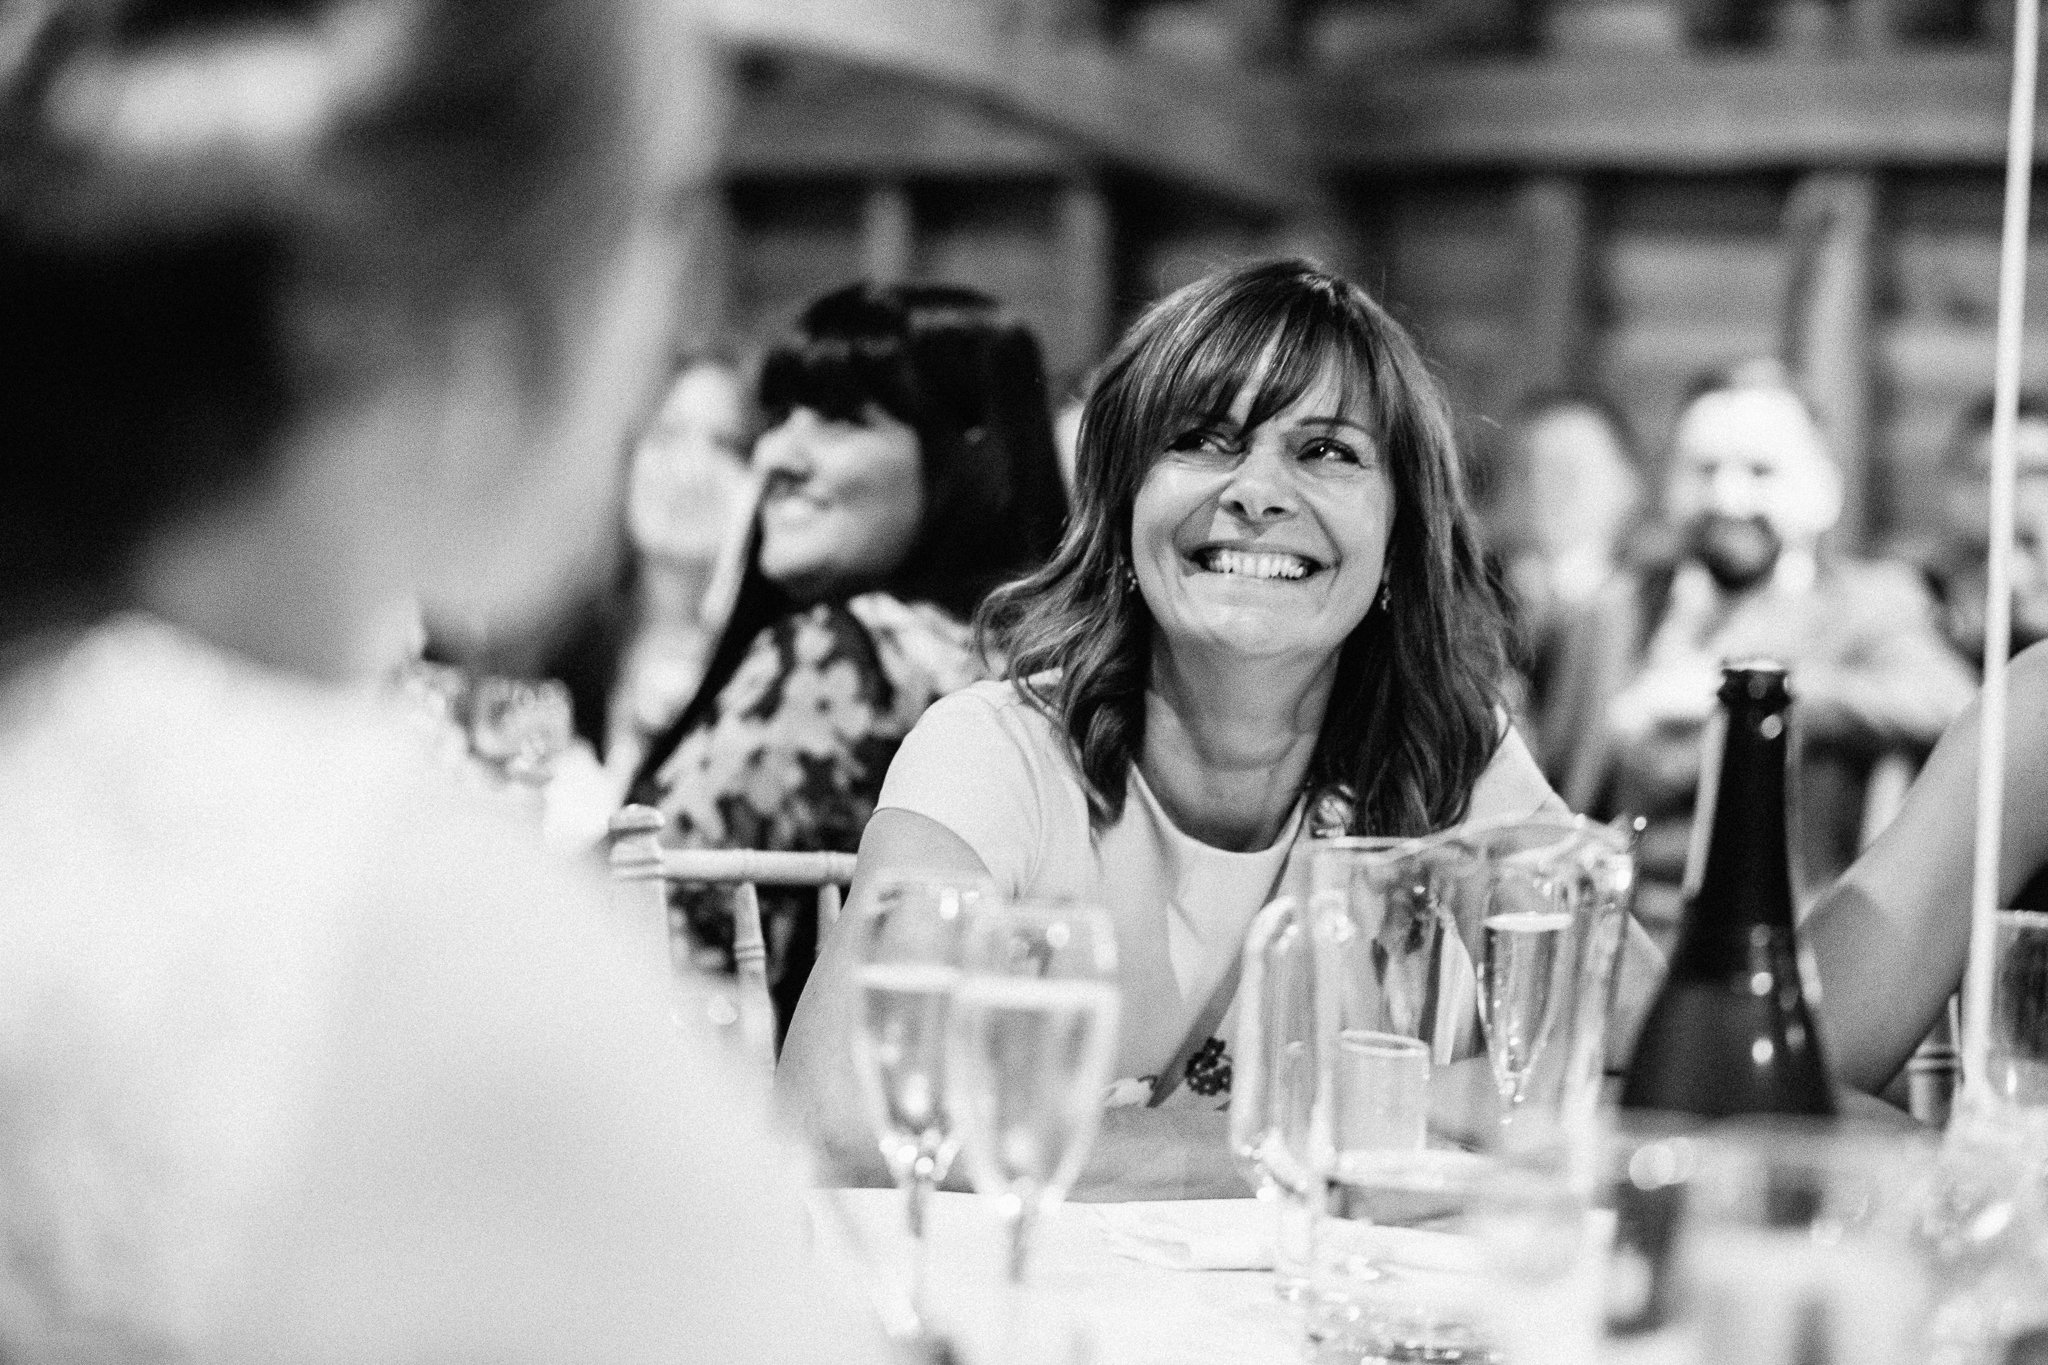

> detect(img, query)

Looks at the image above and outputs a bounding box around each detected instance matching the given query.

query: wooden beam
[710,0,1313,212]
[1057,176,1115,376]
[861,182,916,284]
[1784,170,1879,547]
[727,61,1077,177]
[1510,175,1593,401]
[1314,52,2044,171]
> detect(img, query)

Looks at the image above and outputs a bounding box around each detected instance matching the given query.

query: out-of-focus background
[702,0,2038,559]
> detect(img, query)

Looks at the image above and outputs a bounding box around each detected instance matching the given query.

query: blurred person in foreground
[781,260,1663,1200]
[1549,358,1975,939]
[0,1,885,1360]
[1494,391,1652,784]
[1918,390,2048,665]
[628,283,1067,1037]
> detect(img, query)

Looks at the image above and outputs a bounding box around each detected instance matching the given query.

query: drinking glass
[1922,910,2048,1364]
[1989,909,2048,1109]
[1474,827,1582,1112]
[1676,1120,1937,1365]
[847,876,984,1311]
[947,900,1120,1286]
[1230,894,1323,1301]
[1302,823,1623,1365]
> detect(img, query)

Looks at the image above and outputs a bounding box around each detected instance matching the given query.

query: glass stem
[1005,1199,1037,1286]
[907,1160,936,1317]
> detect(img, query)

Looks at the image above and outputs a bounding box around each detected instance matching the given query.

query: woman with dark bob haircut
[783,259,1658,1197]
[629,281,1066,1034]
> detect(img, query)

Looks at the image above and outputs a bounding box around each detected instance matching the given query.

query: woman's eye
[1302,437,1367,466]
[1168,428,1234,457]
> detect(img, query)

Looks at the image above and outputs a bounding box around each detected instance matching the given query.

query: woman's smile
[1186,542,1328,583]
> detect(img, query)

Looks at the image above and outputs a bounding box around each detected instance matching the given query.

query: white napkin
[1088,1200,1274,1271]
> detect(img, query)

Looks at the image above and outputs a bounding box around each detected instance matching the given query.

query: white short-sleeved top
[876,680,1567,1099]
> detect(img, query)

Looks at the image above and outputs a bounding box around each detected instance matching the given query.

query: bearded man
[1548,359,1975,942]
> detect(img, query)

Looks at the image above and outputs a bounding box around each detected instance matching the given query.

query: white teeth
[1200,548,1313,580]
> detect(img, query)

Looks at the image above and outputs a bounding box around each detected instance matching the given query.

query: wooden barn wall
[1877,170,2048,551]
[1344,168,2048,552]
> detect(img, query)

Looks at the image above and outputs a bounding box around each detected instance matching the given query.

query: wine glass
[947,900,1120,1287]
[1474,826,1584,1113]
[846,876,984,1313]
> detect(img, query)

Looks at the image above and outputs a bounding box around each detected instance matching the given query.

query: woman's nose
[1219,440,1298,523]
[753,411,816,478]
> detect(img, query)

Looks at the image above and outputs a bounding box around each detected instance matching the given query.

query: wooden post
[606,805,674,977]
[1226,0,1296,64]
[672,180,735,356]
[1057,174,1114,379]
[861,180,916,285]
[1510,174,1593,402]
[1783,169,1879,548]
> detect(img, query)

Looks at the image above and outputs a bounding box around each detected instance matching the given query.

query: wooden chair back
[607,804,856,1072]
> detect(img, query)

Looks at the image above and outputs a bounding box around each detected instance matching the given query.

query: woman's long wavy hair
[979,258,1510,838]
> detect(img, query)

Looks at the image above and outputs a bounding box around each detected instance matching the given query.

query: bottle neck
[1674,702,1798,971]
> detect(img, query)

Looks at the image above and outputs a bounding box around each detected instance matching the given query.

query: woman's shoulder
[906,676,1058,747]
[1466,722,1569,826]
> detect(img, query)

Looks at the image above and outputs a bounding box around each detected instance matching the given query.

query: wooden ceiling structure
[711,0,1316,214]
[710,1,2039,199]
[697,0,2046,545]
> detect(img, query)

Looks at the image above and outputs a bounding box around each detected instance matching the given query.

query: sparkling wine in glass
[1480,900,1574,1107]
[948,901,1119,1286]
[847,877,983,1309]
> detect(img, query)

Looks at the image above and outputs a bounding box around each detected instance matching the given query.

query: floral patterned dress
[644,592,984,1023]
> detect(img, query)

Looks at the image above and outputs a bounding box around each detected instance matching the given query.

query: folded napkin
[1318,1219,1484,1276]
[1088,1200,1275,1271]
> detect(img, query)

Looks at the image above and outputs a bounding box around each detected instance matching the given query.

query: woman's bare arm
[776,808,990,1186]
[779,808,1253,1201]
[1807,641,2048,1093]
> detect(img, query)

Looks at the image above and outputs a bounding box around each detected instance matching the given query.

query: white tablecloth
[812,1190,1300,1365]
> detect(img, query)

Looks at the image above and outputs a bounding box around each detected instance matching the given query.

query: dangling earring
[1124,566,1140,591]
[1377,580,1392,613]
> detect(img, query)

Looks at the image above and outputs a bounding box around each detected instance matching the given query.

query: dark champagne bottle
[1620,659,1836,1117]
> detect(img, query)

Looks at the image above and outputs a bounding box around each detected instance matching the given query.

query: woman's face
[628,364,752,563]
[755,403,924,600]
[1130,365,1393,667]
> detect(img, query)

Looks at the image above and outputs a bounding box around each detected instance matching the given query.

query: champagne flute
[947,900,1119,1287]
[847,876,983,1310]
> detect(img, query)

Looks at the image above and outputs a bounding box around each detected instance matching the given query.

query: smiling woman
[628,282,1067,1033]
[780,260,1664,1199]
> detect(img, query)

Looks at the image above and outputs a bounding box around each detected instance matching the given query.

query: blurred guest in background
[528,352,757,845]
[0,0,884,1360]
[1920,390,2048,665]
[1495,391,1653,784]
[1549,358,1975,938]
[783,259,1661,1199]
[629,282,1067,1035]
